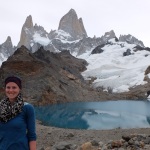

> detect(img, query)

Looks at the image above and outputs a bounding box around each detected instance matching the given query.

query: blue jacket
[0,103,36,150]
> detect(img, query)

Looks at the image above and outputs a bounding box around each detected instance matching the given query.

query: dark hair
[5,76,22,89]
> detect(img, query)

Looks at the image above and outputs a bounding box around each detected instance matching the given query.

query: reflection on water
[35,100,150,130]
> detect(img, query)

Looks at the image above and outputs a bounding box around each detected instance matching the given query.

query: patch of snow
[33,32,51,46]
[55,30,71,38]
[148,74,150,78]
[55,38,80,44]
[0,53,7,66]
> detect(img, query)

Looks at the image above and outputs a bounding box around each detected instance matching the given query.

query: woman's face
[5,82,20,103]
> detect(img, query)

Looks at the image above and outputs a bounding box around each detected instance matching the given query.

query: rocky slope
[0,46,115,105]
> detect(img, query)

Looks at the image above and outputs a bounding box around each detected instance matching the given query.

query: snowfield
[77,39,150,93]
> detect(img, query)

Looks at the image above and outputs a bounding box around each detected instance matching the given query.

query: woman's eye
[12,87,17,89]
[6,86,17,89]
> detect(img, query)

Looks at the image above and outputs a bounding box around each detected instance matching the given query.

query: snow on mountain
[33,32,51,46]
[0,53,7,66]
[77,38,150,93]
[32,29,76,46]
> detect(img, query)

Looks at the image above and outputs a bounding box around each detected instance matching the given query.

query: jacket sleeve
[26,103,37,141]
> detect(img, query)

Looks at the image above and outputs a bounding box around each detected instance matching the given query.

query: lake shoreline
[36,120,150,149]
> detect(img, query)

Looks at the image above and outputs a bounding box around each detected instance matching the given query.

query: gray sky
[0,0,150,47]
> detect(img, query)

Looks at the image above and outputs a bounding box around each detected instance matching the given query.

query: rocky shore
[36,120,150,150]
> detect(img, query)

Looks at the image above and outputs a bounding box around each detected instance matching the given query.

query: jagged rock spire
[0,36,14,57]
[23,15,33,28]
[2,36,13,48]
[104,30,116,39]
[17,15,34,49]
[58,9,87,40]
[79,18,87,37]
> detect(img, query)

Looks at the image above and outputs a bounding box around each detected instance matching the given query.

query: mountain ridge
[0,8,146,60]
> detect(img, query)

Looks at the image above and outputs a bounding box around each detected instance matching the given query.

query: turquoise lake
[35,100,150,130]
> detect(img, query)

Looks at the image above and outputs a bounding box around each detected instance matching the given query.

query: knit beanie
[5,76,22,89]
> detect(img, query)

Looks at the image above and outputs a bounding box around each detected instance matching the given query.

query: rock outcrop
[101,30,117,42]
[58,9,87,40]
[119,34,144,47]
[91,44,105,54]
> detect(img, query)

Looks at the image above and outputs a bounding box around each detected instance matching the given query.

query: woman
[0,76,36,150]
